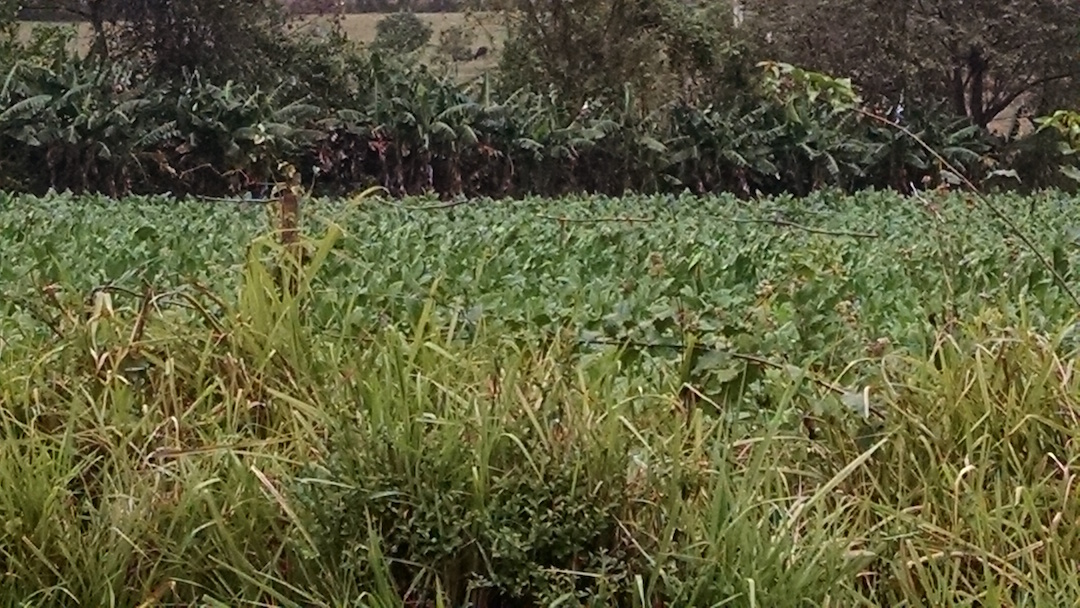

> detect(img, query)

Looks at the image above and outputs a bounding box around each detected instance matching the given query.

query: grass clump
[852,315,1080,605]
[296,325,870,606]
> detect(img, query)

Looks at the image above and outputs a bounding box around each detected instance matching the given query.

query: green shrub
[1034,109,1080,188]
[371,11,433,55]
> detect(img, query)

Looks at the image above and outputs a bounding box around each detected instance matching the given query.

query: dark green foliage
[167,75,324,194]
[300,411,636,604]
[0,4,1076,199]
[101,0,295,85]
[0,58,324,196]
[0,58,171,195]
[0,49,1015,199]
[371,10,433,55]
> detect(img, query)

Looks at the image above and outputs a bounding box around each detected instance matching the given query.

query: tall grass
[1,225,1078,606]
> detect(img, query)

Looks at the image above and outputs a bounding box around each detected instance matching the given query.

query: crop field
[2,190,1080,606]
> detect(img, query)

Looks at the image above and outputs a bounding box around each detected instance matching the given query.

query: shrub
[0,23,1040,201]
[371,11,433,55]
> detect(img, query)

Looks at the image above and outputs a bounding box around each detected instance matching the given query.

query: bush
[1032,109,1080,189]
[0,41,1008,200]
[371,11,433,55]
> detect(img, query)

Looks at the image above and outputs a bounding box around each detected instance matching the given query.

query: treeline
[286,0,466,12]
[1,0,1078,200]
[18,0,468,20]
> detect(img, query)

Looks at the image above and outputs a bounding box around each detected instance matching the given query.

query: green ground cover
[0,190,1079,606]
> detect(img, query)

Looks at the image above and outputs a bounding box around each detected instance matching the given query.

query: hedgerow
[2,21,1075,199]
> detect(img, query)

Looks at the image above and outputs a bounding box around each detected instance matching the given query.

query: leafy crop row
[4,188,1078,405]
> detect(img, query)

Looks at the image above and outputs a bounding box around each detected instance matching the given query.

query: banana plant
[0,58,176,195]
[856,104,993,192]
[1033,109,1080,185]
[449,82,565,196]
[171,73,323,194]
[665,101,783,196]
[560,83,671,194]
[756,61,868,195]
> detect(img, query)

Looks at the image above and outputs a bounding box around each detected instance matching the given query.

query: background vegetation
[2,0,1078,199]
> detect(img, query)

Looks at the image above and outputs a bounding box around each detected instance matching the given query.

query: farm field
[1,190,1080,605]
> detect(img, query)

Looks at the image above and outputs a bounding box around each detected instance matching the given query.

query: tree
[109,0,295,83]
[493,0,750,113]
[17,0,302,82]
[745,0,1080,128]
[371,11,432,55]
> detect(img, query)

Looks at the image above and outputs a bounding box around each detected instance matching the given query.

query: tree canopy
[746,0,1080,128]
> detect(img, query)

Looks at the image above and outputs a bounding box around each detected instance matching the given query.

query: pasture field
[1,190,1080,606]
